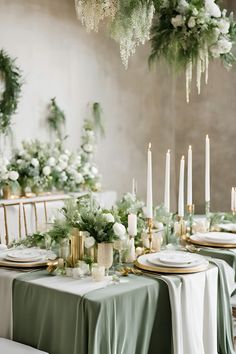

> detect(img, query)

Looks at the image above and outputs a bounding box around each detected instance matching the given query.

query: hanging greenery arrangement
[0,49,22,134]
[47,97,66,140]
[75,0,236,102]
[149,0,236,102]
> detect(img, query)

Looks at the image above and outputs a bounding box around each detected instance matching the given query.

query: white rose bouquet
[0,156,19,190]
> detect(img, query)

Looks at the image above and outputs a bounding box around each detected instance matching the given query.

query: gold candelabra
[146,218,154,253]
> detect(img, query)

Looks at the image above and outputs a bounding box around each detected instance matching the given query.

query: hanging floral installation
[74,0,236,102]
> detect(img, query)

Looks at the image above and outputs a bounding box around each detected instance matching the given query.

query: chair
[0,338,48,354]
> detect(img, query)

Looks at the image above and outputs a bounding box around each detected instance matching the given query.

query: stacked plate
[217,224,236,233]
[135,250,209,274]
[0,248,52,268]
[190,231,236,248]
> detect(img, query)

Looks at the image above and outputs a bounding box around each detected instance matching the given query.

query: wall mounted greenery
[0,49,22,134]
[47,97,66,140]
[75,0,236,102]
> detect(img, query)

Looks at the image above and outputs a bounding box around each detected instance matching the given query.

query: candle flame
[189,145,192,150]
[181,155,185,160]
[206,134,209,139]
[148,143,152,150]
[167,149,170,153]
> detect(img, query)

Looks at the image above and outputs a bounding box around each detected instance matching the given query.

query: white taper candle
[178,156,185,217]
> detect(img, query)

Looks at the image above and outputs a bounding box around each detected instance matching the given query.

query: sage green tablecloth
[13,272,172,354]
[199,248,236,280]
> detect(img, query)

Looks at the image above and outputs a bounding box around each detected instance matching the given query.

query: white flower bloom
[60,171,68,182]
[59,160,67,170]
[47,157,56,167]
[103,213,115,223]
[60,154,69,161]
[16,159,23,165]
[31,158,39,167]
[177,0,189,14]
[210,37,232,57]
[188,16,196,28]
[84,236,96,248]
[8,170,19,181]
[42,166,51,176]
[205,0,221,18]
[218,18,230,34]
[75,173,84,184]
[83,144,93,153]
[171,14,185,28]
[192,7,198,16]
[113,222,126,239]
[55,165,63,172]
[91,166,98,175]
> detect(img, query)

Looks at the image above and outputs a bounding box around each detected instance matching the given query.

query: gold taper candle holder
[71,228,85,267]
[186,204,194,236]
[147,218,154,253]
[175,217,188,244]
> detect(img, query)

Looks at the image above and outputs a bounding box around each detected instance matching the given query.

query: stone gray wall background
[0,0,235,212]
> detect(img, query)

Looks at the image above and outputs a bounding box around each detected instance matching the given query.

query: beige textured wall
[0,0,235,212]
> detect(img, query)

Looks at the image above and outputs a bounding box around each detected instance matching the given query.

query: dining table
[0,253,235,354]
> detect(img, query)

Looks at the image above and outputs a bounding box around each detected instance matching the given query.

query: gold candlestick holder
[232,209,236,216]
[146,217,154,253]
[186,204,194,236]
[174,217,187,244]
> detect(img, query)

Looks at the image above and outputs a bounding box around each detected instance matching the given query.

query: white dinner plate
[217,224,236,233]
[5,249,44,262]
[202,232,236,244]
[147,251,205,268]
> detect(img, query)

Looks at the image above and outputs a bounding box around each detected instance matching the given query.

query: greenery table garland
[0,49,22,134]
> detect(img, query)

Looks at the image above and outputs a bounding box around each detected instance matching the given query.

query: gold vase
[70,228,85,267]
[2,185,11,199]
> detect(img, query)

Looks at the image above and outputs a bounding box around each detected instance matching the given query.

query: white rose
[43,166,51,176]
[8,170,19,181]
[83,144,93,153]
[31,158,39,167]
[59,160,67,170]
[47,157,56,167]
[188,16,196,28]
[218,18,230,34]
[75,173,84,184]
[103,213,115,223]
[84,236,96,248]
[91,166,98,175]
[16,159,23,165]
[113,222,126,240]
[205,0,221,18]
[171,15,184,28]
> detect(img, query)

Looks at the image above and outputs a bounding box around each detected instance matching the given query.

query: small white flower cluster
[169,0,234,102]
[75,0,118,32]
[0,156,19,186]
[111,1,155,69]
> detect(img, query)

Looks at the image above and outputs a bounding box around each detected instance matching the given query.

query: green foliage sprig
[47,98,66,140]
[0,49,22,134]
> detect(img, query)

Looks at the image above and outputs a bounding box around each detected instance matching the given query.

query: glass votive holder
[192,217,210,234]
[92,264,105,282]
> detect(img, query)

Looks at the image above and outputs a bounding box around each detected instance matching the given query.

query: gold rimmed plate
[189,235,236,249]
[135,254,209,274]
[0,259,48,268]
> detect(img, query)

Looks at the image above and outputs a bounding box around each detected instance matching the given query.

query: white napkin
[162,265,218,354]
